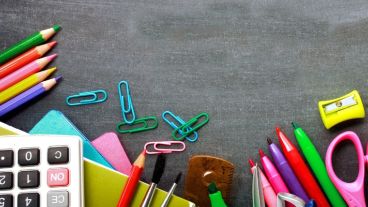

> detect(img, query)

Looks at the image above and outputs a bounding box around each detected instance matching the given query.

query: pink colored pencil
[0,54,57,91]
[249,159,277,207]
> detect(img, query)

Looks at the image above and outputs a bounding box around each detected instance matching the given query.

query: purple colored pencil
[0,76,62,117]
[267,138,309,202]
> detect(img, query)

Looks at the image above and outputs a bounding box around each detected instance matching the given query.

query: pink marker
[0,54,57,91]
[249,159,277,207]
[259,149,292,207]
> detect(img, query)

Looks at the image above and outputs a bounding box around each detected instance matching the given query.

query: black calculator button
[0,151,13,168]
[0,194,13,207]
[48,147,69,164]
[18,171,39,189]
[18,149,39,166]
[17,193,39,207]
[0,172,13,190]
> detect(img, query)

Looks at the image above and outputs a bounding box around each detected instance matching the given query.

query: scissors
[325,131,367,207]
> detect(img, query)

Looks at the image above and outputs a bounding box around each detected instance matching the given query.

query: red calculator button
[47,168,69,187]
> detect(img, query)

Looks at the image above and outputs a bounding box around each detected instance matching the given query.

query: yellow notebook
[0,122,196,207]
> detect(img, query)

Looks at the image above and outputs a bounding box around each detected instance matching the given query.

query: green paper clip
[116,116,158,133]
[66,90,108,106]
[172,112,209,140]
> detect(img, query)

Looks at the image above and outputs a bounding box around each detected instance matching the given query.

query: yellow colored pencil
[0,67,56,104]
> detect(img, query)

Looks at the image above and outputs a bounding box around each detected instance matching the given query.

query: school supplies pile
[249,124,347,207]
[0,25,61,117]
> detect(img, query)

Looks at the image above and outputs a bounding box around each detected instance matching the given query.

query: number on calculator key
[18,193,39,207]
[0,172,13,190]
[18,149,40,166]
[0,194,13,207]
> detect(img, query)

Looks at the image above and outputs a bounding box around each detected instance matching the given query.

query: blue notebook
[29,110,113,169]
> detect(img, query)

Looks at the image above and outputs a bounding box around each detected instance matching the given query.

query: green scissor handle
[116,116,158,133]
[172,112,209,140]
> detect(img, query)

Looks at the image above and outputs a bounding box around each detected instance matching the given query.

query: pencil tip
[267,137,273,144]
[208,182,218,194]
[291,122,299,129]
[53,25,61,32]
[54,75,62,82]
[259,149,265,157]
[248,159,255,167]
[48,41,57,47]
[46,54,58,61]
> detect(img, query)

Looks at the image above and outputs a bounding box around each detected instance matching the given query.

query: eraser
[91,132,132,175]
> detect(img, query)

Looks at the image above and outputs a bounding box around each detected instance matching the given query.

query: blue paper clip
[118,81,136,124]
[66,90,108,106]
[162,111,198,142]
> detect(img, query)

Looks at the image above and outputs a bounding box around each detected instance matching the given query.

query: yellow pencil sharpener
[318,90,365,129]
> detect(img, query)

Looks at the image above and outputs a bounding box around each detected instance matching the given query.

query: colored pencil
[249,159,277,207]
[292,122,346,207]
[0,76,62,117]
[0,68,56,104]
[0,54,57,91]
[0,25,60,64]
[117,150,146,207]
[0,41,57,78]
[276,127,330,207]
[267,138,309,202]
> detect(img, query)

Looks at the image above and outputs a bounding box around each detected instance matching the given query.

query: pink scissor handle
[325,131,367,207]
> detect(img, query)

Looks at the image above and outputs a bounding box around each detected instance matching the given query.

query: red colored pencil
[0,41,57,79]
[276,127,330,207]
[117,150,146,207]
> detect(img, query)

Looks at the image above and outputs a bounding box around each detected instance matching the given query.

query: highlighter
[208,182,228,207]
[292,122,346,207]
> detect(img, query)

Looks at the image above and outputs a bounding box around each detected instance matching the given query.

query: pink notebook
[91,132,132,175]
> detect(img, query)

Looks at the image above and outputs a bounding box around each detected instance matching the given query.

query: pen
[292,122,346,207]
[276,127,330,207]
[249,159,277,207]
[267,138,309,202]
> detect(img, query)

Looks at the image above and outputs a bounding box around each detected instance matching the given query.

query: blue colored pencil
[0,76,62,117]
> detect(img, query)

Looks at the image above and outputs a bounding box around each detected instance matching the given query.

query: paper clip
[118,81,136,124]
[116,116,158,133]
[162,111,199,142]
[144,141,186,154]
[66,90,108,106]
[172,112,209,141]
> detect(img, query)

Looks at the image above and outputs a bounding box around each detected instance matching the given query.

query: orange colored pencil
[0,41,57,79]
[117,150,146,207]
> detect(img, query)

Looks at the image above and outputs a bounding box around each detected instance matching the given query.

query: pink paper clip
[144,141,186,154]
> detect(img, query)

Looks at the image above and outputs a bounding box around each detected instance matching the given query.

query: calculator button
[0,194,13,207]
[18,171,39,189]
[0,151,13,168]
[47,191,68,207]
[0,172,13,190]
[47,168,69,187]
[48,147,69,164]
[18,149,40,166]
[17,193,39,207]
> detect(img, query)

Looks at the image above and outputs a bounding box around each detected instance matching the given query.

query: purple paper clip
[144,141,186,154]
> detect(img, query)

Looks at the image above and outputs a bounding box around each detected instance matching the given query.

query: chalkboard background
[1,0,368,206]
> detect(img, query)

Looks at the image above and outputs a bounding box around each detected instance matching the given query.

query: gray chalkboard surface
[1,0,368,206]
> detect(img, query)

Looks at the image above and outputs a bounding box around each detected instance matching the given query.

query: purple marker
[267,138,309,202]
[0,76,62,117]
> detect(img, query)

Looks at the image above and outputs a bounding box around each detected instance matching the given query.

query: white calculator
[0,135,84,207]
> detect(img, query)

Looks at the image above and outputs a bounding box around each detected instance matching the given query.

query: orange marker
[0,41,57,78]
[276,127,330,207]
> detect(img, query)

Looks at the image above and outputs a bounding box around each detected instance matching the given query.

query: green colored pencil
[292,122,347,207]
[0,25,61,64]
